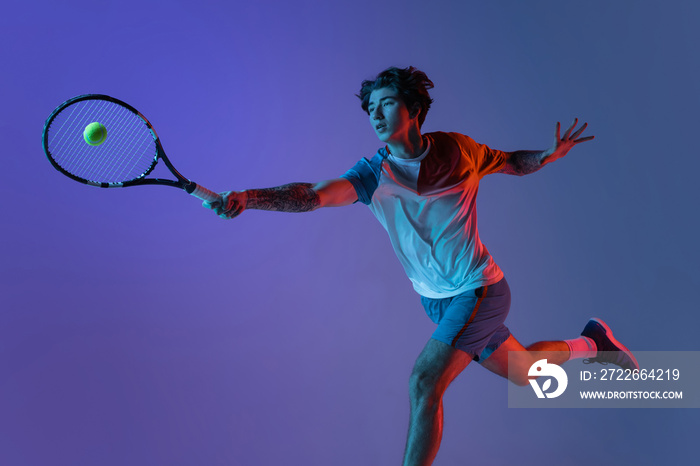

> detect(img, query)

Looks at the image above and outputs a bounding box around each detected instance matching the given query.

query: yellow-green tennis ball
[83,122,107,146]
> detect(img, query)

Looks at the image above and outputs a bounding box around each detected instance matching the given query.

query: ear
[409,103,421,120]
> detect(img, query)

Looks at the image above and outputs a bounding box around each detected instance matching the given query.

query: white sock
[564,336,597,360]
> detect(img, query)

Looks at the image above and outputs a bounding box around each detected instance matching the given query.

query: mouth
[375,123,387,132]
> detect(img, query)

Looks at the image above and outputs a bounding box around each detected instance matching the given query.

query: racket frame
[42,94,214,198]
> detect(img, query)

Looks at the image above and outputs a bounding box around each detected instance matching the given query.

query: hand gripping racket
[42,94,221,203]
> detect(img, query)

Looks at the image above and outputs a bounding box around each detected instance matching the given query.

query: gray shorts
[420,277,511,363]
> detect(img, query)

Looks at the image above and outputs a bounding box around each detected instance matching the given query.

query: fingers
[557,118,594,144]
[202,191,243,219]
[214,191,246,219]
[573,135,595,143]
[218,203,243,219]
[570,121,587,139]
[569,121,595,144]
[214,199,228,215]
[562,118,578,139]
[202,200,221,210]
[216,202,233,216]
[203,191,231,211]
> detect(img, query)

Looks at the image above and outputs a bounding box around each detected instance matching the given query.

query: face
[367,87,417,143]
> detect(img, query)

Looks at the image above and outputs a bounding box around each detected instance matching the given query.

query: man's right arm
[204,178,358,219]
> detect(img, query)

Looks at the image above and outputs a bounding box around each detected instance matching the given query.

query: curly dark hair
[357,66,434,128]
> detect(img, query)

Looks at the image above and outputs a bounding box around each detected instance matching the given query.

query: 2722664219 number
[599,368,680,381]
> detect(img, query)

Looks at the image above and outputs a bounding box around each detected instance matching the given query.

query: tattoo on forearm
[502,150,545,176]
[246,183,321,212]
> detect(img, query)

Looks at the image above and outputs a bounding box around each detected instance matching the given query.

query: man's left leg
[481,319,639,384]
[480,335,567,385]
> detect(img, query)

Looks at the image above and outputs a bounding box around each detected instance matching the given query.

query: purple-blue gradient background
[2,1,699,464]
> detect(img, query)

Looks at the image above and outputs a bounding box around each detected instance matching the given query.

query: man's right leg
[403,338,472,466]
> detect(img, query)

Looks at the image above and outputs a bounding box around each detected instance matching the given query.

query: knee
[408,369,442,402]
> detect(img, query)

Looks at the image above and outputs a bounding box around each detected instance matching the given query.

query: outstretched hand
[202,190,248,219]
[541,118,595,165]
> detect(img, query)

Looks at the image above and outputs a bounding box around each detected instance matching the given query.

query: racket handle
[188,183,222,203]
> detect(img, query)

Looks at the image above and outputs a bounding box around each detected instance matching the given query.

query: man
[205,66,638,466]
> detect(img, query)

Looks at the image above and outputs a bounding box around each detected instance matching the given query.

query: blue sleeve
[340,151,384,205]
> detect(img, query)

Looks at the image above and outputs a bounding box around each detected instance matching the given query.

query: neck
[387,128,425,159]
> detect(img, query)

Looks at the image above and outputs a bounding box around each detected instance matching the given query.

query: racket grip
[188,183,222,203]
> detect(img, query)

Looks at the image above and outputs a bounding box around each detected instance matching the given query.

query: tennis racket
[42,94,221,203]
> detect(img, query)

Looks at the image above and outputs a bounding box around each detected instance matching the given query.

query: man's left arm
[498,119,594,176]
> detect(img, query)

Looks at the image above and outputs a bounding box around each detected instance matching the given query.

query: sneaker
[580,318,639,371]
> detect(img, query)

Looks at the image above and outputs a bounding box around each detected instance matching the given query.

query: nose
[371,107,383,120]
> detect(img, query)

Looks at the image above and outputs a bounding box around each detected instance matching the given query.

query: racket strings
[47,99,158,184]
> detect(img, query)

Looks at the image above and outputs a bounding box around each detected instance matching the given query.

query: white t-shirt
[341,131,507,298]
